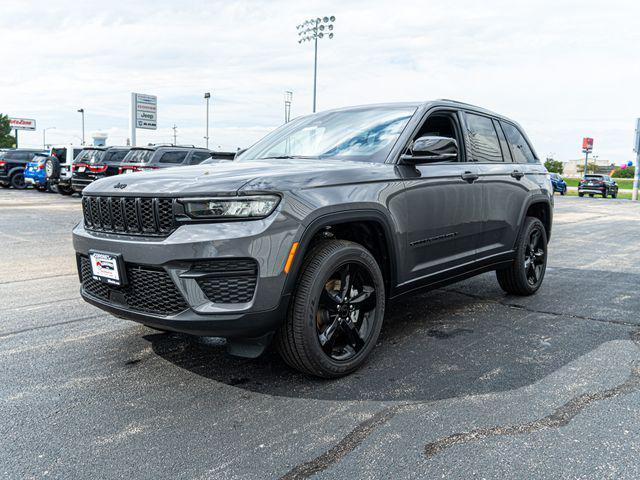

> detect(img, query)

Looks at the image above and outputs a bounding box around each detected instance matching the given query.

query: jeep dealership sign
[133,93,157,130]
[9,117,36,131]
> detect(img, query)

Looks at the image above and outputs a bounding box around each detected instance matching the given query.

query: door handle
[461,171,479,183]
[511,170,524,180]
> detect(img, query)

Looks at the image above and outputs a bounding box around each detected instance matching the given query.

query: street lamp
[77,108,85,145]
[43,127,56,150]
[204,92,211,149]
[284,91,293,123]
[297,15,336,113]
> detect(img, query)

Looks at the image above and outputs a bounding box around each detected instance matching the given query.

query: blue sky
[2,0,640,163]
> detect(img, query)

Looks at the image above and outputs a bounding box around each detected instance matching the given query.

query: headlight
[181,195,280,219]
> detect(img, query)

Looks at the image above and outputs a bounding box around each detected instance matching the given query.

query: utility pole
[284,91,293,123]
[43,127,55,149]
[633,119,640,201]
[77,108,85,145]
[204,92,211,149]
[172,124,177,145]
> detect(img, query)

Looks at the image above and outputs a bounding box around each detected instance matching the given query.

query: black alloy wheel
[10,172,26,189]
[523,228,545,287]
[277,240,385,378]
[316,262,377,361]
[496,217,547,295]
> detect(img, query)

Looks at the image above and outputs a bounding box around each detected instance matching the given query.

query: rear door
[465,112,529,258]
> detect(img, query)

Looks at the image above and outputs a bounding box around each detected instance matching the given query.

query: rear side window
[501,122,538,164]
[103,150,128,164]
[158,151,188,164]
[51,148,67,162]
[189,151,212,165]
[465,113,503,162]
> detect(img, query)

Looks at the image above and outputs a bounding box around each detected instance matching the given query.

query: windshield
[122,149,154,164]
[239,106,416,163]
[75,149,105,164]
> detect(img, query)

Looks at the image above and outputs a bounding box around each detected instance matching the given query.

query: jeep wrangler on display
[73,100,553,378]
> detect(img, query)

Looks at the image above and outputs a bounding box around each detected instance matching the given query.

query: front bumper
[73,211,300,338]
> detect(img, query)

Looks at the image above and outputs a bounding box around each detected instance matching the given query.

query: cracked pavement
[1,190,640,479]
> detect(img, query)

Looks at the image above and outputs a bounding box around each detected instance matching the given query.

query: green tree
[544,157,563,174]
[0,114,16,148]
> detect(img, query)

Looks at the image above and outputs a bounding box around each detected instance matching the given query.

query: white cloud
[2,0,639,163]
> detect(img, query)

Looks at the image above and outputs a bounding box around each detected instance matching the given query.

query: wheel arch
[282,209,400,298]
[518,195,553,245]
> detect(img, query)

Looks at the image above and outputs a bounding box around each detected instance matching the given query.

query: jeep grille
[82,196,175,236]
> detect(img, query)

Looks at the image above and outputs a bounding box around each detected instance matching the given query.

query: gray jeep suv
[73,100,553,378]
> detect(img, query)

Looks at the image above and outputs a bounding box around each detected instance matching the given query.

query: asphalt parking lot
[2,189,640,479]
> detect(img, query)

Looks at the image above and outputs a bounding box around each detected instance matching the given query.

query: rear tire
[57,185,74,196]
[602,190,607,198]
[560,189,566,196]
[589,194,594,198]
[276,240,385,378]
[578,193,584,197]
[0,182,9,188]
[10,172,26,189]
[496,217,547,296]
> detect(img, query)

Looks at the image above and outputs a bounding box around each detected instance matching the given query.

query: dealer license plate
[89,251,124,286]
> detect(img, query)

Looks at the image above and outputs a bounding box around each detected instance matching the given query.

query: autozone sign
[582,137,594,153]
[9,118,36,131]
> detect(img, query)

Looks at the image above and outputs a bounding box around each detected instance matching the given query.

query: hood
[83,159,396,196]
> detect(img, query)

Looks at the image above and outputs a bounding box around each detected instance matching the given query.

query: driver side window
[412,112,463,162]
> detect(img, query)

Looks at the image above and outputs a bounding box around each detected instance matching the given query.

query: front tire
[276,240,385,378]
[560,189,566,196]
[57,185,74,196]
[496,217,548,296]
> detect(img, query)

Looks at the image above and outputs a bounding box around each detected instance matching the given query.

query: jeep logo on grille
[113,183,127,189]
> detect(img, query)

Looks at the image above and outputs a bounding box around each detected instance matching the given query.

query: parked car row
[0,145,235,195]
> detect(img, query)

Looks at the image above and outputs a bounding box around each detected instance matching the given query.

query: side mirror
[401,136,458,164]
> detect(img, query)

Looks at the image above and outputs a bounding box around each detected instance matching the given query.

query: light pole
[204,92,211,149]
[284,91,293,123]
[77,108,85,145]
[172,124,178,145]
[297,15,336,113]
[43,127,56,149]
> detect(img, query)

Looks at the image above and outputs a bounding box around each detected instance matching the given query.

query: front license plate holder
[89,250,127,287]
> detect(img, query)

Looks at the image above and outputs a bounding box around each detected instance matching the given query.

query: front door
[397,110,484,286]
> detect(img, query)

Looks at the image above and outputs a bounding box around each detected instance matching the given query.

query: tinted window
[189,151,212,165]
[75,149,105,164]
[51,148,67,162]
[158,151,188,164]
[465,113,503,162]
[501,122,538,164]
[103,150,129,164]
[123,149,154,164]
